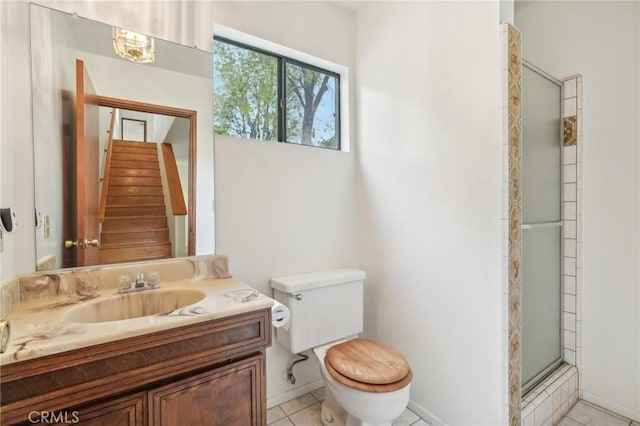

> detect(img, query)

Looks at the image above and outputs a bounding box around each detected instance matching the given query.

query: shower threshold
[521,363,579,425]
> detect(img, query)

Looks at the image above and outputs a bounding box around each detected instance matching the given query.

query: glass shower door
[521,64,563,394]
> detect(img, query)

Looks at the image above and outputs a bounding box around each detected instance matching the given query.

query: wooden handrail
[98,108,116,223]
[160,143,187,216]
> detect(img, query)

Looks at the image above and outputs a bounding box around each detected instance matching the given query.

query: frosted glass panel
[521,226,562,386]
[522,67,562,224]
[521,64,562,393]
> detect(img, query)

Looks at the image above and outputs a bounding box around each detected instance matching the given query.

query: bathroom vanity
[0,256,273,425]
[1,309,270,425]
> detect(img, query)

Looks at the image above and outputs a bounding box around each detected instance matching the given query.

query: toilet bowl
[270,269,412,426]
[312,339,412,426]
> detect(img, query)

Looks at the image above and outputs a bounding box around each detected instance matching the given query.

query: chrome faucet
[135,273,146,288]
[118,272,160,294]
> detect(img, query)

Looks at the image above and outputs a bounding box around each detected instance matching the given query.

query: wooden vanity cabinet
[0,309,271,426]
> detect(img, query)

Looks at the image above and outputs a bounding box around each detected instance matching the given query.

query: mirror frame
[97,95,197,256]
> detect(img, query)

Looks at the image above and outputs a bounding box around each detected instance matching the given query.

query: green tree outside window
[214,38,339,150]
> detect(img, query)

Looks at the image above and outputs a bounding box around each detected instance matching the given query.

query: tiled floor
[267,387,429,426]
[270,391,640,426]
[559,401,639,426]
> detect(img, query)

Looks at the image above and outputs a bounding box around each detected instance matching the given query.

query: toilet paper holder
[271,300,290,330]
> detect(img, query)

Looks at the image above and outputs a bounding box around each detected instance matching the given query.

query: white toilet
[271,269,412,426]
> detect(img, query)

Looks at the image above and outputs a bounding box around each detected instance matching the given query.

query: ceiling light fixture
[112,27,155,64]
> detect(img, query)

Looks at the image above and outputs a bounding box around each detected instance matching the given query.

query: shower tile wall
[562,76,583,378]
[519,75,583,426]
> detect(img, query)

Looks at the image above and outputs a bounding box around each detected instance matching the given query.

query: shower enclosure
[521,62,563,394]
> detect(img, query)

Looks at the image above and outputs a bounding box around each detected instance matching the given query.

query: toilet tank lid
[270,268,366,293]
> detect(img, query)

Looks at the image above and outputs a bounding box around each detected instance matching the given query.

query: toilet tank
[271,269,365,354]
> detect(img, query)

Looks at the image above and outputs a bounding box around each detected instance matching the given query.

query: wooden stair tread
[113,140,156,148]
[109,181,161,186]
[108,177,162,186]
[110,162,160,169]
[100,243,170,249]
[107,186,163,195]
[100,241,171,249]
[108,168,161,177]
[107,197,164,208]
[110,160,159,169]
[102,221,169,232]
[99,244,172,264]
[104,207,167,217]
[106,204,166,207]
[107,194,164,198]
[111,154,158,162]
[103,215,167,220]
[101,228,169,234]
[112,145,157,152]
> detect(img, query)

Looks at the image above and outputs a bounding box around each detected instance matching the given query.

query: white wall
[31,5,75,270]
[355,3,505,425]
[516,1,640,421]
[215,135,359,402]
[0,1,36,280]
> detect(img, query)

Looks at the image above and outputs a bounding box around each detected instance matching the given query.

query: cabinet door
[148,355,264,426]
[74,392,145,425]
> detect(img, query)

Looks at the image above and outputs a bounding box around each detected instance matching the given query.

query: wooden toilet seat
[324,338,412,393]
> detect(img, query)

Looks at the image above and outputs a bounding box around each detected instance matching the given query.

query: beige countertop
[1,277,273,365]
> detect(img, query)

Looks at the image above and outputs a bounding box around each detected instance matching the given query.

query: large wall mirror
[31,4,215,271]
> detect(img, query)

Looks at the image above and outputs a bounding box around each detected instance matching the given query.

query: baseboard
[408,399,446,426]
[582,391,640,422]
[267,379,324,408]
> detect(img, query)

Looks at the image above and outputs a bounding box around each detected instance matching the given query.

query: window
[214,36,340,150]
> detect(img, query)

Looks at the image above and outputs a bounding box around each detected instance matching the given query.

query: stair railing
[98,108,116,223]
[160,143,187,215]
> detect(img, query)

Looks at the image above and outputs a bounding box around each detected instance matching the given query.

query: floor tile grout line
[565,415,588,426]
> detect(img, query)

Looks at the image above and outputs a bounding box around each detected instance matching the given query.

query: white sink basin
[65,289,206,323]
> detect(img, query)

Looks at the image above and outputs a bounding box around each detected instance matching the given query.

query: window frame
[214,35,341,151]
